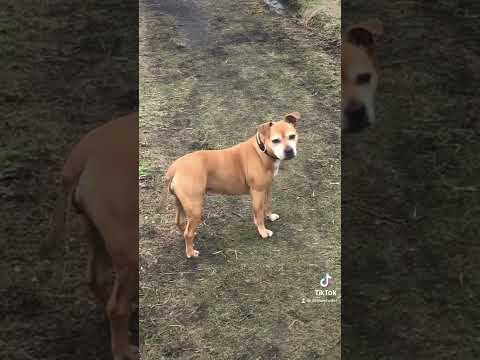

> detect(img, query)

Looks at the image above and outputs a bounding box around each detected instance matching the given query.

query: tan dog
[160,112,301,258]
[342,19,383,132]
[44,113,139,360]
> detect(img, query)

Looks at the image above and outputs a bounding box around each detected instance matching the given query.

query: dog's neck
[251,134,281,177]
[255,132,279,161]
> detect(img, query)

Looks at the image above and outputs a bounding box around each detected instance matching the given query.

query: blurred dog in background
[342,19,383,132]
[44,113,139,360]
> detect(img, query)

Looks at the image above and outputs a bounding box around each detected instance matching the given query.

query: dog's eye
[272,139,281,144]
[347,28,374,47]
[288,134,296,140]
[356,73,371,85]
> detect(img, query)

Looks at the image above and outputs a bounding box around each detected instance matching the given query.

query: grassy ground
[342,1,480,359]
[140,0,340,359]
[290,0,340,40]
[1,1,137,359]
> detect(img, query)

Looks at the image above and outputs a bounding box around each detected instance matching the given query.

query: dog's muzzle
[343,101,370,133]
[284,146,295,160]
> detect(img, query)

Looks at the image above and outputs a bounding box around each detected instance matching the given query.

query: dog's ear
[257,121,273,139]
[346,19,383,47]
[285,112,301,127]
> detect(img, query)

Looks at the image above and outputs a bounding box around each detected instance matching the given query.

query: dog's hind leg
[175,196,187,233]
[180,197,203,258]
[107,265,137,360]
[173,174,205,258]
[104,229,137,360]
[184,214,202,258]
[83,215,111,305]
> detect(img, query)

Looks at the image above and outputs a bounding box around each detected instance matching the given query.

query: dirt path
[140,0,340,358]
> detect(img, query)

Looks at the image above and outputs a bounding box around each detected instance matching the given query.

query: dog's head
[342,19,383,132]
[257,112,301,160]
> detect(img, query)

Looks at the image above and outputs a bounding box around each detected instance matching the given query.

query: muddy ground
[139,0,340,359]
[1,1,137,359]
[342,1,480,359]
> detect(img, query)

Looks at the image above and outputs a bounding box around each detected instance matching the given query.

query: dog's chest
[273,160,281,176]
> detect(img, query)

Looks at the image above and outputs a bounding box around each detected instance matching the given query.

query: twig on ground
[441,175,480,192]
[159,271,202,276]
[353,204,406,225]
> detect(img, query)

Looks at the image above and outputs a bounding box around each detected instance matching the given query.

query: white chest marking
[273,160,281,177]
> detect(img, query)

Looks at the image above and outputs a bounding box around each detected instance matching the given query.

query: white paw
[186,250,200,258]
[267,213,280,222]
[260,229,273,238]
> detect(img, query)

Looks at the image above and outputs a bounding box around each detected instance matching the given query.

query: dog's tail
[41,155,83,258]
[158,163,176,212]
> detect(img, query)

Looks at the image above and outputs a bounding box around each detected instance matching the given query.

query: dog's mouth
[279,146,296,160]
[343,103,370,133]
[284,152,295,160]
[343,120,370,133]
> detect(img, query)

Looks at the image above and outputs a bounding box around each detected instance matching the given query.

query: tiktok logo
[320,273,332,288]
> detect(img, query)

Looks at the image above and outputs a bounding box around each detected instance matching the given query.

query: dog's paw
[267,213,280,222]
[127,346,139,360]
[259,229,274,238]
[113,348,138,360]
[186,249,200,258]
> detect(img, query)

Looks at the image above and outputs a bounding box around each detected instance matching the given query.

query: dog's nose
[284,147,294,159]
[344,102,369,132]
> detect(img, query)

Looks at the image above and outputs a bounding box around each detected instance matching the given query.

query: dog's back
[73,114,138,241]
[44,113,138,254]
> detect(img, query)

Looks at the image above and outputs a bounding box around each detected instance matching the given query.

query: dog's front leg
[250,189,273,238]
[264,184,280,222]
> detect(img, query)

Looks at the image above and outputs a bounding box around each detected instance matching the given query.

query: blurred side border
[1,1,138,359]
